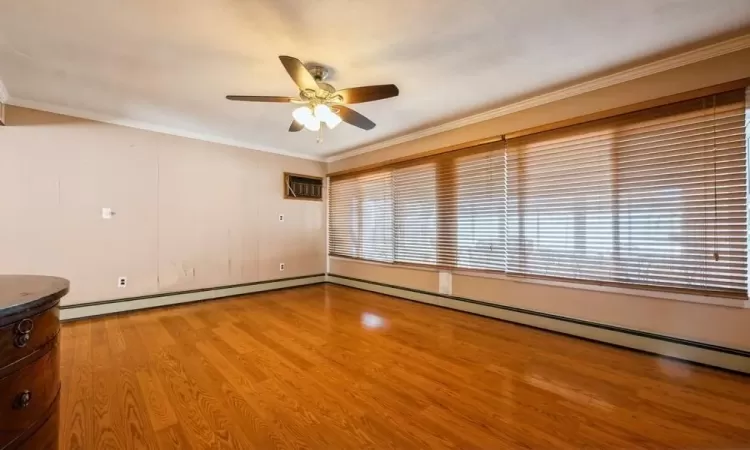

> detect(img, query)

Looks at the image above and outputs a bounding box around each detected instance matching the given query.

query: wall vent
[284,172,323,201]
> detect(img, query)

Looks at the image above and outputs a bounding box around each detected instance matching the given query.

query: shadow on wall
[382,25,750,138]
[6,105,82,126]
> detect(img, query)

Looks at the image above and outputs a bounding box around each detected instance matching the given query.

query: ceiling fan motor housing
[306,65,330,82]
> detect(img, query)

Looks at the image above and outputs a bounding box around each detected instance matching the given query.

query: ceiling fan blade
[226,95,294,103]
[335,84,399,104]
[279,55,319,92]
[289,120,304,132]
[334,106,376,130]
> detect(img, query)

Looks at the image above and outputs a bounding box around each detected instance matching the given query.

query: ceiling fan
[226,55,399,135]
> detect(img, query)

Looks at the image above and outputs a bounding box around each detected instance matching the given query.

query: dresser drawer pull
[13,319,34,348]
[13,390,32,410]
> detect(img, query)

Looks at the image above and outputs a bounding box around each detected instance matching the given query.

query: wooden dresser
[0,275,69,450]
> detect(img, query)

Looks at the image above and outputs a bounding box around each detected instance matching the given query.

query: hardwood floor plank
[211,322,258,355]
[105,316,128,355]
[92,364,129,449]
[59,284,750,449]
[195,342,316,449]
[160,315,201,346]
[119,315,153,371]
[206,335,269,383]
[135,318,176,349]
[153,345,256,449]
[232,320,315,371]
[60,321,94,450]
[135,369,178,432]
[116,364,160,450]
[155,425,194,450]
[193,340,284,449]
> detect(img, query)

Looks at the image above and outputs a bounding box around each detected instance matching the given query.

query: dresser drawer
[0,340,60,446]
[0,306,59,373]
[13,398,59,450]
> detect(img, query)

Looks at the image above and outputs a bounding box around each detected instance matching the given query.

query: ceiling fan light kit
[314,104,342,129]
[226,55,399,141]
[291,104,342,131]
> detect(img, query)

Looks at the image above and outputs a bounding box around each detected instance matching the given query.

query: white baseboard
[327,274,750,374]
[60,275,325,321]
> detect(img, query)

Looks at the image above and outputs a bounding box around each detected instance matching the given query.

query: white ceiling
[1,0,750,160]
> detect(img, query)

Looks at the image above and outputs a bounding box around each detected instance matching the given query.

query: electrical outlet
[102,207,113,219]
[278,214,285,222]
[279,263,285,271]
[117,276,127,288]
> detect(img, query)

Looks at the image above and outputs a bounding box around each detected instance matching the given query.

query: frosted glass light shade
[292,106,313,124]
[292,106,321,131]
[314,104,342,129]
[305,117,321,131]
[325,113,342,129]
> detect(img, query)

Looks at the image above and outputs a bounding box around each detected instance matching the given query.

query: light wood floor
[60,284,750,449]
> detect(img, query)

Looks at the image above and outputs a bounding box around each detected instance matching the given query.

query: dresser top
[0,275,69,317]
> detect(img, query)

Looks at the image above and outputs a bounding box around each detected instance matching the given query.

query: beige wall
[0,106,326,306]
[327,48,750,351]
[329,257,438,292]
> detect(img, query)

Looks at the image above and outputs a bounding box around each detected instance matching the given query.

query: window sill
[328,256,749,309]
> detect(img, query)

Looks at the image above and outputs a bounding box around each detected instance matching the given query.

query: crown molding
[327,33,750,163]
[5,97,326,161]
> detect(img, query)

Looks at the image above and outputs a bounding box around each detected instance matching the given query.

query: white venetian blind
[328,172,394,262]
[506,90,747,295]
[329,145,508,270]
[329,88,747,297]
[453,145,507,270]
[393,163,438,265]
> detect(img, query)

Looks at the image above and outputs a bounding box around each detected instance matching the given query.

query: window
[506,125,618,282]
[329,172,393,262]
[393,163,438,265]
[455,148,506,270]
[507,90,747,294]
[329,88,748,297]
[612,93,747,292]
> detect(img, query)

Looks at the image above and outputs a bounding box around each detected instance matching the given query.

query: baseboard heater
[60,274,325,321]
[326,274,750,375]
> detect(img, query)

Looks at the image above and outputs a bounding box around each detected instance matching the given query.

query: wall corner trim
[0,79,7,126]
[326,274,750,374]
[326,33,750,163]
[60,274,325,321]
